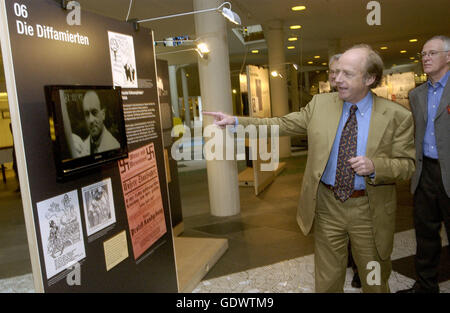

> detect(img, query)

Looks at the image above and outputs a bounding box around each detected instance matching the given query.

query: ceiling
[1,0,449,79]
[74,0,450,70]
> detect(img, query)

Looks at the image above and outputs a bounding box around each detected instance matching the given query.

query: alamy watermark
[366,261,381,286]
[66,262,81,286]
[171,124,280,172]
[366,1,381,26]
[66,1,81,26]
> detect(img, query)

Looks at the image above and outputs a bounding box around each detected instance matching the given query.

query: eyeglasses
[418,50,449,58]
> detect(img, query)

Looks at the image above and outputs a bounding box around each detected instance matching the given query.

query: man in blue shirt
[398,35,450,293]
[204,44,416,292]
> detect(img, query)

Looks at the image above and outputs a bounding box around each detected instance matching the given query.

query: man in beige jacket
[204,44,415,292]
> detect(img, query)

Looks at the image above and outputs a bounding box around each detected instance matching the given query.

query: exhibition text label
[13,2,90,46]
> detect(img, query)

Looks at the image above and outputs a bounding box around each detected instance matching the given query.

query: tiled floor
[1,152,449,293]
[177,153,449,292]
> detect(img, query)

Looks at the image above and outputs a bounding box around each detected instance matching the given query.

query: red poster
[118,143,167,259]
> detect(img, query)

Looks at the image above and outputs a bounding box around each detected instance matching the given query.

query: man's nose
[86,112,95,122]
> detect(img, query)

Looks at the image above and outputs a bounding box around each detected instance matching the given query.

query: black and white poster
[81,178,116,237]
[108,31,138,88]
[36,190,86,280]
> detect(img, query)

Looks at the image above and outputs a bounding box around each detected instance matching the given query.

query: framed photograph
[81,178,116,237]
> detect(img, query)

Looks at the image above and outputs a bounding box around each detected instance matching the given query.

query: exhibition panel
[0,0,178,292]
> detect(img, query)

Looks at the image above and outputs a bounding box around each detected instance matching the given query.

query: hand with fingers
[348,156,375,176]
[202,111,237,128]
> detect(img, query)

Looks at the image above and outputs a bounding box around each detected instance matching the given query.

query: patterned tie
[334,104,358,202]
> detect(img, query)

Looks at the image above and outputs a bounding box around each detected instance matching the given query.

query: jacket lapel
[327,95,343,152]
[435,79,450,121]
[418,84,428,124]
[366,95,389,158]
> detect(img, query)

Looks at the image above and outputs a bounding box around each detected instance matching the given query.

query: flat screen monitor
[45,85,128,180]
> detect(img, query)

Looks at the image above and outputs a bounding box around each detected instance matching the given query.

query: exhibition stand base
[174,236,228,292]
[238,162,286,195]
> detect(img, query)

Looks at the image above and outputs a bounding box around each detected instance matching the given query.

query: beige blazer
[238,92,415,260]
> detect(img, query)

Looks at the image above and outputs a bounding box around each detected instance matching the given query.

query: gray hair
[425,35,450,51]
[329,53,342,66]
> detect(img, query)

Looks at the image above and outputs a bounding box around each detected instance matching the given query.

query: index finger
[202,111,221,117]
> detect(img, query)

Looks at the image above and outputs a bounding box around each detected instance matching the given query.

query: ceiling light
[380,46,388,50]
[290,25,302,30]
[307,61,313,64]
[221,6,241,25]
[292,6,306,11]
[400,50,407,54]
[314,56,320,59]
[251,50,259,54]
[270,71,283,78]
[414,60,419,63]
[409,39,418,43]
[288,37,298,41]
[409,57,415,60]
[287,46,296,49]
[322,62,327,66]
[196,43,210,54]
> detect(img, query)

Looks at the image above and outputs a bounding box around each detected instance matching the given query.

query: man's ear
[365,74,376,87]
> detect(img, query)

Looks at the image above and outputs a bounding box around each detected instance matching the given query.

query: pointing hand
[202,111,236,128]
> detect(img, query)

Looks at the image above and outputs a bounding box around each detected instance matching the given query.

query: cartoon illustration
[37,190,86,279]
[44,194,82,259]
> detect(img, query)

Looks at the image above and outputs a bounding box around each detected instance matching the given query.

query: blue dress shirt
[321,92,373,190]
[423,70,450,159]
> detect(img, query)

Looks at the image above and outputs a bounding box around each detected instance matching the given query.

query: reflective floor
[1,151,449,292]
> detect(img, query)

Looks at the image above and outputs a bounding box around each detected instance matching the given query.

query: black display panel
[45,85,128,179]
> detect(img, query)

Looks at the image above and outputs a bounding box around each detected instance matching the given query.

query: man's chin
[90,131,102,141]
[338,90,348,101]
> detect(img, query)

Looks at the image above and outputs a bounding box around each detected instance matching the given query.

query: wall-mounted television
[45,85,128,180]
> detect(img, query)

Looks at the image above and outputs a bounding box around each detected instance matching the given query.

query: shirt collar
[344,91,372,115]
[427,70,450,89]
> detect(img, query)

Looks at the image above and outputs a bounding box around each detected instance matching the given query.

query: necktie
[334,104,358,202]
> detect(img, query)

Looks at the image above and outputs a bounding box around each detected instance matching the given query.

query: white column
[264,19,291,158]
[168,65,179,118]
[194,0,240,217]
[180,67,190,127]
